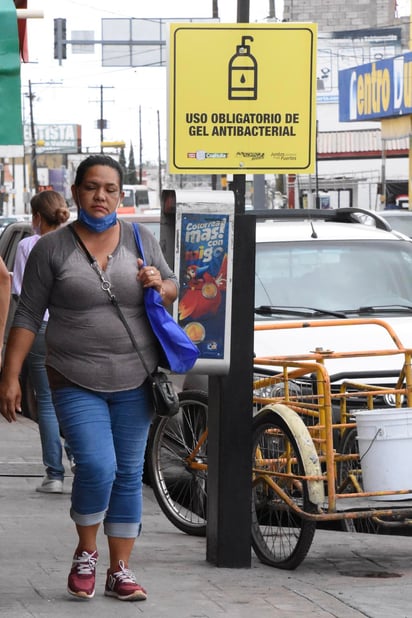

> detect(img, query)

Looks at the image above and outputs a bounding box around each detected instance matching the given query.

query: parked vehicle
[0,220,32,337]
[0,220,35,417]
[0,215,28,236]
[184,207,412,411]
[377,209,412,239]
[119,184,151,214]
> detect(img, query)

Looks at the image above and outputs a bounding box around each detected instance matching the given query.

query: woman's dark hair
[74,155,123,189]
[30,190,70,227]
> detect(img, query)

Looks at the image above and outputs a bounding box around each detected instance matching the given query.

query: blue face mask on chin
[78,208,118,233]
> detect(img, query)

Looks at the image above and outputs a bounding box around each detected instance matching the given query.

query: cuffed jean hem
[46,473,65,481]
[104,521,142,538]
[70,507,106,527]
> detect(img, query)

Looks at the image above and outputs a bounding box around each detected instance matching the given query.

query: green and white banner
[0,0,23,156]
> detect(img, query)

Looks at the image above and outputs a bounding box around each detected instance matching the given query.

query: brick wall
[283,0,394,32]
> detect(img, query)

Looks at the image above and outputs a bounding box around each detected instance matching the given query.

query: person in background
[0,155,178,602]
[0,257,11,367]
[12,190,72,493]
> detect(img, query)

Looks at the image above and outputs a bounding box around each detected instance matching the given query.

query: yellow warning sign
[168,23,317,174]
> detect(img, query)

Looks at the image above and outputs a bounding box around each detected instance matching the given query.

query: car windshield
[255,239,412,314]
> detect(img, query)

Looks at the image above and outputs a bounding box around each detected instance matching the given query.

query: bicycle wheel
[338,427,380,533]
[147,390,208,536]
[251,406,317,569]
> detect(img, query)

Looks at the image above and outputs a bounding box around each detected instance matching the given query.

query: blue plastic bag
[133,223,199,373]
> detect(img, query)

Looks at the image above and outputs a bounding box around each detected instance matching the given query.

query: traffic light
[54,18,67,61]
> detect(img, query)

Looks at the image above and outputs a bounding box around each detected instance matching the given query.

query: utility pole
[28,80,39,193]
[89,85,114,152]
[99,85,104,153]
[139,106,143,184]
[157,110,162,197]
[23,81,62,202]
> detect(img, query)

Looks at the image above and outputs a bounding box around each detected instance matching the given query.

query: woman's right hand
[0,377,22,423]
[0,327,36,422]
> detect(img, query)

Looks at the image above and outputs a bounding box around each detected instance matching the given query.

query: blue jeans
[27,323,66,480]
[51,383,153,538]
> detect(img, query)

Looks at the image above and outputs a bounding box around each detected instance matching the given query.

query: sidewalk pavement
[1,413,412,618]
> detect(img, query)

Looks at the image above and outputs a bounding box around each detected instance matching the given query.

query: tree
[118,147,127,180]
[126,143,138,185]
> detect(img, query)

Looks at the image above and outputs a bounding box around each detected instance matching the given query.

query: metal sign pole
[206,0,255,568]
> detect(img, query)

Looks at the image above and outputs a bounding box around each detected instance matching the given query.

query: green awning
[0,0,23,156]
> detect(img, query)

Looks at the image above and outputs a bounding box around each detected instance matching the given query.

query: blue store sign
[339,51,412,121]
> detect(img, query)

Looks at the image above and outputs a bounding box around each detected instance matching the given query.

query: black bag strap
[68,223,153,380]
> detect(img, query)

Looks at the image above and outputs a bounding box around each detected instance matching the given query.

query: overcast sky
[21,1,286,162]
[21,0,410,162]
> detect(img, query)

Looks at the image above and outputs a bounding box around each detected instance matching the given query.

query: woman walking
[0,155,178,601]
[12,190,72,493]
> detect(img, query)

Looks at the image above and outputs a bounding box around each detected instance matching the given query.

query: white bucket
[354,408,412,501]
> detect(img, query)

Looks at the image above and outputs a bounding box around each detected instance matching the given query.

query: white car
[185,208,412,407]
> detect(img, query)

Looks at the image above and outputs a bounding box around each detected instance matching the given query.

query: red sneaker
[67,550,98,599]
[104,560,147,601]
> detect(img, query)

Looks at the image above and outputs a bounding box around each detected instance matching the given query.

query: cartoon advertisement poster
[175,206,234,374]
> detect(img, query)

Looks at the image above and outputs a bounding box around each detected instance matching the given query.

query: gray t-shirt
[13,220,178,392]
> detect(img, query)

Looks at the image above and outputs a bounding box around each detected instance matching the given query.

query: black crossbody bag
[68,224,179,417]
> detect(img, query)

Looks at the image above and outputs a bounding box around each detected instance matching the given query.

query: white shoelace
[112,560,137,583]
[73,551,97,575]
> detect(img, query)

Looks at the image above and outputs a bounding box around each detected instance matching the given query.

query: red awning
[14,0,28,62]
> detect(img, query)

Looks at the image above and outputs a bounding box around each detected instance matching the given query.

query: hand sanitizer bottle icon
[228,36,257,100]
